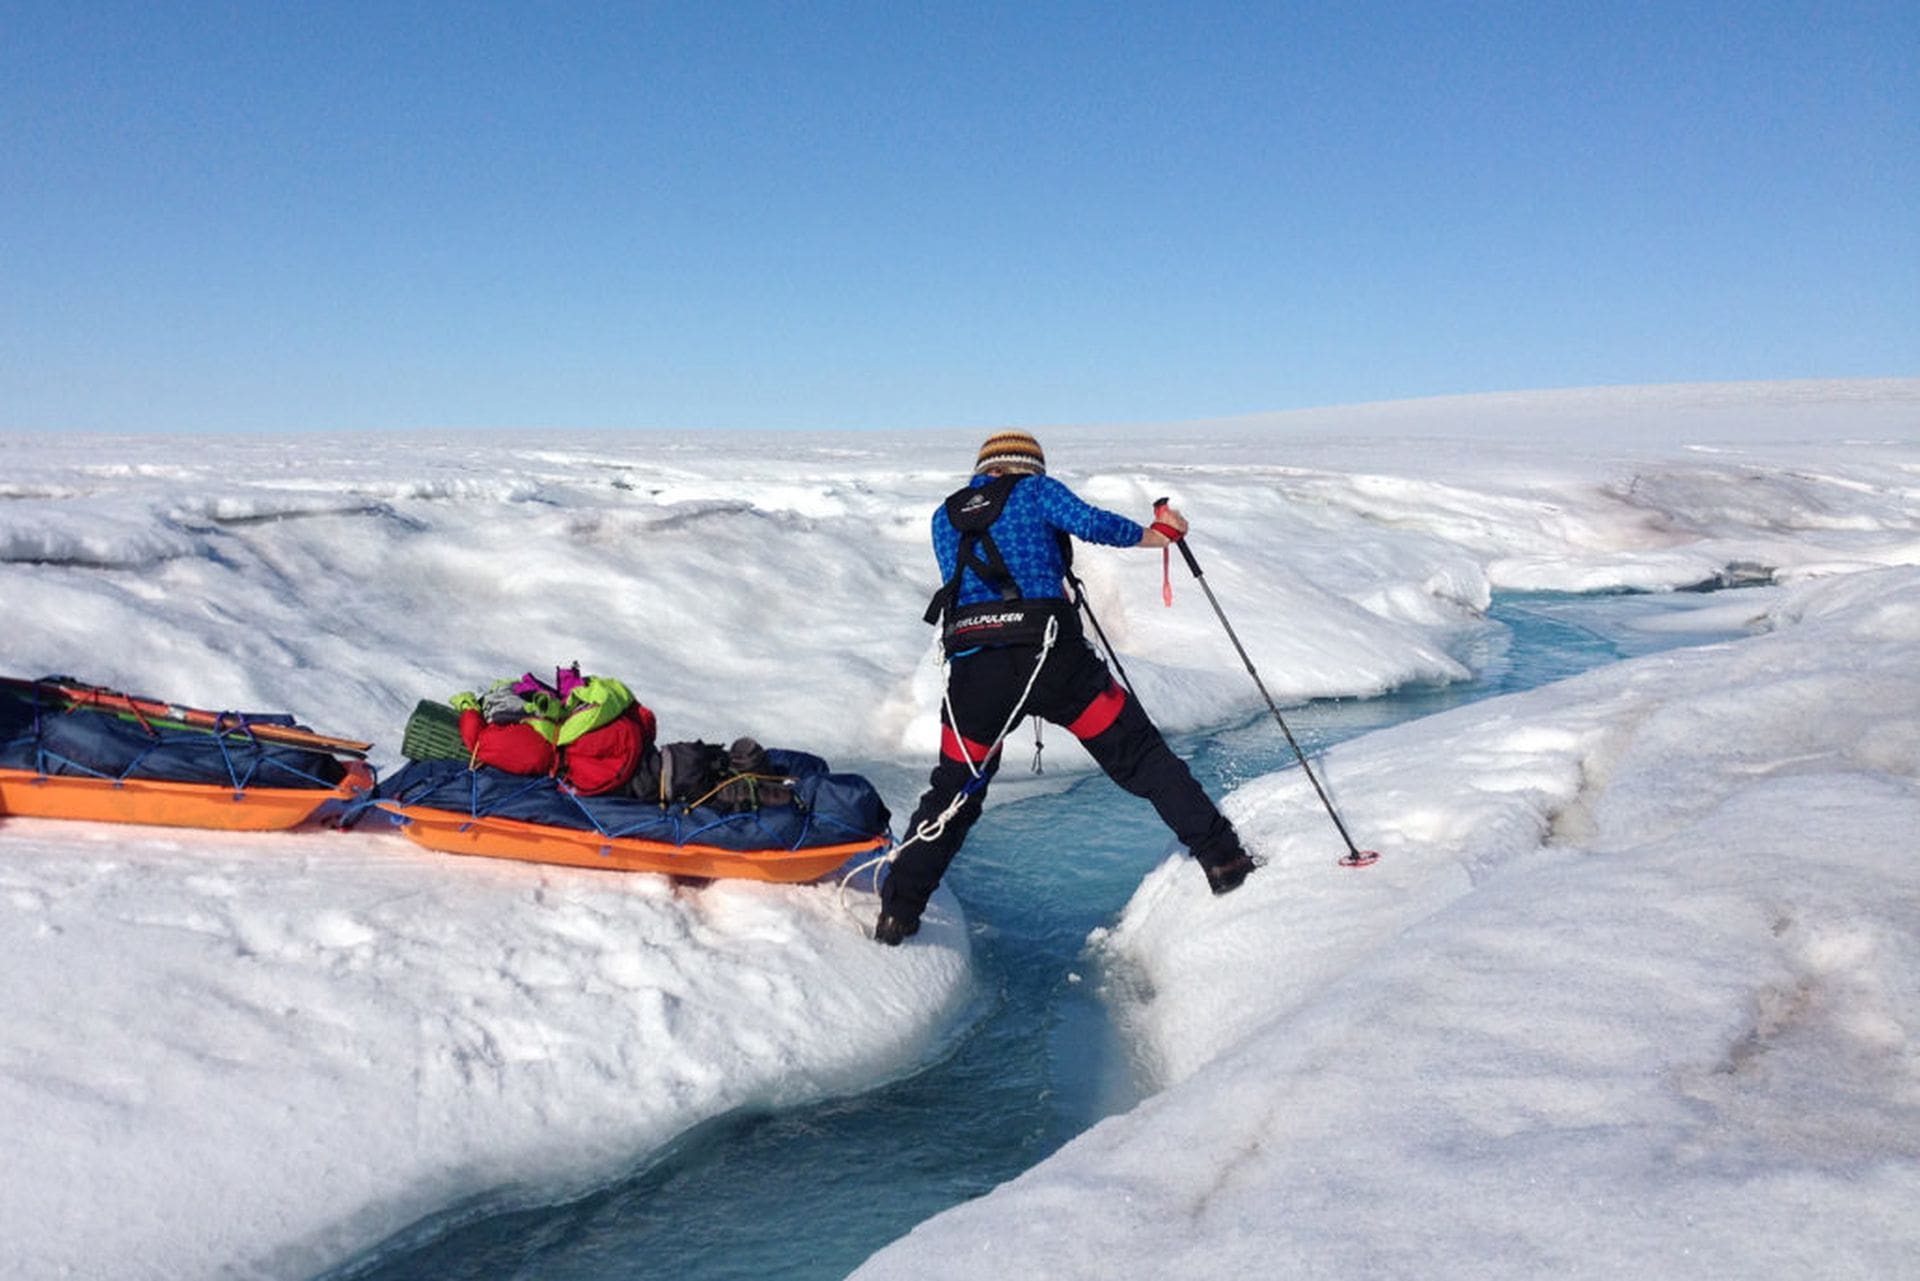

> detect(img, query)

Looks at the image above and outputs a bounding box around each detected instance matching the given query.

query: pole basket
[1339,849,1381,868]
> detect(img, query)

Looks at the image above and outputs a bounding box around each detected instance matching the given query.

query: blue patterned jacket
[932,474,1144,606]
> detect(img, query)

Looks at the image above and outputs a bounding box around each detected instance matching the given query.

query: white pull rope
[838,616,1061,930]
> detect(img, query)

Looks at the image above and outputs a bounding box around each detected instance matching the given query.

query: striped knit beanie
[973,430,1047,476]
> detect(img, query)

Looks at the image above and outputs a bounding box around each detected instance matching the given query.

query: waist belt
[942,598,1079,656]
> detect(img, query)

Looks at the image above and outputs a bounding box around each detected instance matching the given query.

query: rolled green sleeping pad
[400,699,467,763]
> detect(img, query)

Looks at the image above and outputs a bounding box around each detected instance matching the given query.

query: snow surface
[855,568,1920,1280]
[2,378,1918,1277]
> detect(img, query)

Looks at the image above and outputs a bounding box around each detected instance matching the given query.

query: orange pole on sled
[0,676,373,756]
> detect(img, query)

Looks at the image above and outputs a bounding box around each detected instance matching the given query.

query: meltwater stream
[331,591,1757,1281]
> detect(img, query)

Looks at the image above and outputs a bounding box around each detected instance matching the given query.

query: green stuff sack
[401,699,467,763]
[555,675,637,746]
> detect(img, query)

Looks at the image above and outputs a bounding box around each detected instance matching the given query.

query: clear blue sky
[4,1,1915,433]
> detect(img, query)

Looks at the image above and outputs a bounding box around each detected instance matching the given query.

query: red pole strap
[1152,502,1180,606]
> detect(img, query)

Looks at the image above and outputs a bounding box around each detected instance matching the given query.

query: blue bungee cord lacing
[371,755,879,857]
[208,716,260,796]
[11,696,346,795]
[557,778,875,851]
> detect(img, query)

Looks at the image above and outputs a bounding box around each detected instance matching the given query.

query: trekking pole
[1153,500,1379,868]
[1065,570,1142,705]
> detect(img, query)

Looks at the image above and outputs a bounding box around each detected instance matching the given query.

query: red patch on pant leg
[1067,682,1127,739]
[941,724,1000,765]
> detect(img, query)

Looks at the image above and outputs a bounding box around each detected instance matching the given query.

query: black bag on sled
[628,738,795,814]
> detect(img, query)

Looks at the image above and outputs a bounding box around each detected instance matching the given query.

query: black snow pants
[881,633,1246,926]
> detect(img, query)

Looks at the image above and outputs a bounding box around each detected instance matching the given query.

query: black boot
[1204,852,1257,896]
[874,912,921,946]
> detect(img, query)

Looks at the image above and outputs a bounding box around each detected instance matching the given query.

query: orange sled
[0,761,374,833]
[379,802,886,883]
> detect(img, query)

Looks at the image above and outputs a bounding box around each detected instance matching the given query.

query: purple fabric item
[510,664,586,701]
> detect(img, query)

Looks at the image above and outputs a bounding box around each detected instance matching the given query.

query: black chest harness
[923,474,1079,654]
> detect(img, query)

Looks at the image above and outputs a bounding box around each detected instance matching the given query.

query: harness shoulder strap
[924,474,1026,624]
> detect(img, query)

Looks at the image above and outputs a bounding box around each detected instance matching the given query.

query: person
[876,430,1256,945]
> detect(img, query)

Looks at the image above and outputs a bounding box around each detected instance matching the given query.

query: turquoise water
[326,592,1751,1281]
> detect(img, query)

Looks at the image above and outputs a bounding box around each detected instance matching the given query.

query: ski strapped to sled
[0,676,373,756]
